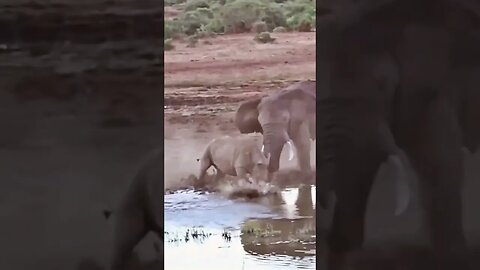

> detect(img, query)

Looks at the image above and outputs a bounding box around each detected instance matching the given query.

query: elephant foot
[326,250,351,270]
[267,172,275,183]
[193,180,208,192]
[434,253,470,270]
[299,169,315,185]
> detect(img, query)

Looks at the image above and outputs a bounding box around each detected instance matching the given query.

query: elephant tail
[387,154,411,216]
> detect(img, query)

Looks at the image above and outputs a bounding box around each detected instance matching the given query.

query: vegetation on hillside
[164,0,315,41]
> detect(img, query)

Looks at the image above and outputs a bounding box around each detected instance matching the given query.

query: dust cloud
[164,122,316,193]
[164,124,215,191]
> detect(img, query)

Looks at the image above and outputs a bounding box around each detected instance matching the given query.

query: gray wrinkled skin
[235,80,316,179]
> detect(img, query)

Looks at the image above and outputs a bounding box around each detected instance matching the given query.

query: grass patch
[166,228,213,243]
[241,220,282,238]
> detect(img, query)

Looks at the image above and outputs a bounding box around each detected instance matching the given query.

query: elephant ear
[235,98,263,134]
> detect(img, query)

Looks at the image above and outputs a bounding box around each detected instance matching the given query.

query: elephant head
[235,81,316,175]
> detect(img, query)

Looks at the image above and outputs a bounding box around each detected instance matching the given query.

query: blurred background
[0,1,162,269]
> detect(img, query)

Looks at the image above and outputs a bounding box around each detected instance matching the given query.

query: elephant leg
[110,211,148,270]
[213,168,226,183]
[290,123,312,177]
[326,154,382,270]
[403,97,468,270]
[308,114,316,139]
[234,167,247,178]
[317,162,335,209]
[197,157,211,188]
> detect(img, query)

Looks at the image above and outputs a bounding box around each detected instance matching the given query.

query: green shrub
[165,20,182,39]
[195,26,217,38]
[203,17,225,34]
[164,39,175,50]
[167,0,315,39]
[282,0,315,18]
[273,26,287,33]
[184,0,210,12]
[260,3,287,31]
[178,8,214,36]
[286,13,314,32]
[165,0,187,5]
[254,32,275,43]
[252,21,268,33]
[220,0,286,33]
[282,0,315,31]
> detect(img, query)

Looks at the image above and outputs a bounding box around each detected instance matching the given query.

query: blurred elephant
[317,1,480,270]
[102,149,163,270]
[235,81,316,178]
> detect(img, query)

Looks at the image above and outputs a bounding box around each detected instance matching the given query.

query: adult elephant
[317,1,480,270]
[234,81,316,178]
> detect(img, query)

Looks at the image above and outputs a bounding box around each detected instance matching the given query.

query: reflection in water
[241,185,316,267]
[164,186,316,270]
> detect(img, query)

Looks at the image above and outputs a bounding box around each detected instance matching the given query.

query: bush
[220,0,286,33]
[283,0,315,31]
[184,0,210,12]
[165,20,182,39]
[260,3,287,31]
[282,0,315,18]
[273,26,287,33]
[165,0,187,5]
[252,21,268,33]
[203,17,225,34]
[164,39,175,50]
[286,13,314,32]
[254,32,275,43]
[178,8,214,36]
[167,0,315,39]
[195,26,217,38]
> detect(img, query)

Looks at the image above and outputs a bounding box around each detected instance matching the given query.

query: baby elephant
[197,134,269,186]
[102,149,163,270]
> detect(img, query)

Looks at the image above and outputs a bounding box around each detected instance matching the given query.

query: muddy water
[164,186,316,270]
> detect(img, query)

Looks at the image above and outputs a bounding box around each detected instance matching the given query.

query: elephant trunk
[262,123,288,173]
